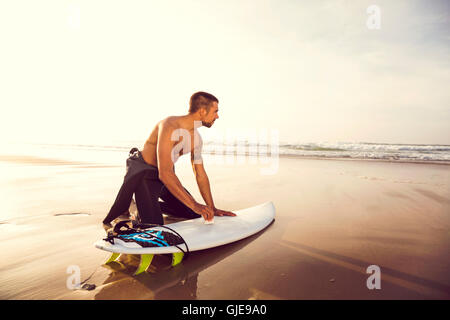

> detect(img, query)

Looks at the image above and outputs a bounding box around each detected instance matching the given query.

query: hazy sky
[1,0,449,145]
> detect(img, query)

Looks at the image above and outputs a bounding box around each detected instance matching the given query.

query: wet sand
[0,155,449,299]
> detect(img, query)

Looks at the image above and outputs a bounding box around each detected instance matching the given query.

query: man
[102,91,236,232]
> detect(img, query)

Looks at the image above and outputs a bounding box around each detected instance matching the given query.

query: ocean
[276,141,450,163]
[1,140,449,166]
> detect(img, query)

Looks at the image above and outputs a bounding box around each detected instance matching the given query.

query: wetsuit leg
[159,185,199,219]
[103,173,143,225]
[134,178,164,225]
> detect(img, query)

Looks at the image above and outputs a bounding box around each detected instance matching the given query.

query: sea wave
[203,141,450,163]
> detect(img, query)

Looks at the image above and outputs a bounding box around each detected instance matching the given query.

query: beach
[0,152,449,300]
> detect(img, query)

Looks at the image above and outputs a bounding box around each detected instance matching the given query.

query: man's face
[201,102,219,128]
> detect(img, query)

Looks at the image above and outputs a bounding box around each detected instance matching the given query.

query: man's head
[189,91,219,128]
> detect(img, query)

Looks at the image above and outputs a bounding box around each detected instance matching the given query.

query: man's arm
[157,121,214,221]
[191,141,236,217]
[191,160,215,209]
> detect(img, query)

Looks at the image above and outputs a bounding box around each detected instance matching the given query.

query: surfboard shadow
[94,220,275,300]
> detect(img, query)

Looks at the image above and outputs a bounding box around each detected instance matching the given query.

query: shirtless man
[102,92,236,230]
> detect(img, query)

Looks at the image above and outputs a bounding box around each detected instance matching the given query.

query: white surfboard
[94,201,275,274]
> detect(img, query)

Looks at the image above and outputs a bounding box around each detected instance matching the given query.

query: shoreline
[1,153,449,168]
[278,154,450,166]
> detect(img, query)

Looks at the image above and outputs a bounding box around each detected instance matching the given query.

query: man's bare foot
[103,222,113,233]
[116,210,131,222]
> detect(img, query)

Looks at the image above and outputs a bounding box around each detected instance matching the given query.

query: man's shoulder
[159,116,179,130]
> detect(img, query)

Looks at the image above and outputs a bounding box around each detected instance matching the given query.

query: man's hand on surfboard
[193,202,215,221]
[213,208,237,217]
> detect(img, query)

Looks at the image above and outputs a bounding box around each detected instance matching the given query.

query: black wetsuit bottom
[102,148,198,225]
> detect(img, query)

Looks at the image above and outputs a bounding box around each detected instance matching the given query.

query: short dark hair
[189,91,218,114]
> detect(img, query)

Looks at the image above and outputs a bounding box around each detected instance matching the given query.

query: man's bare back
[141,116,200,168]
